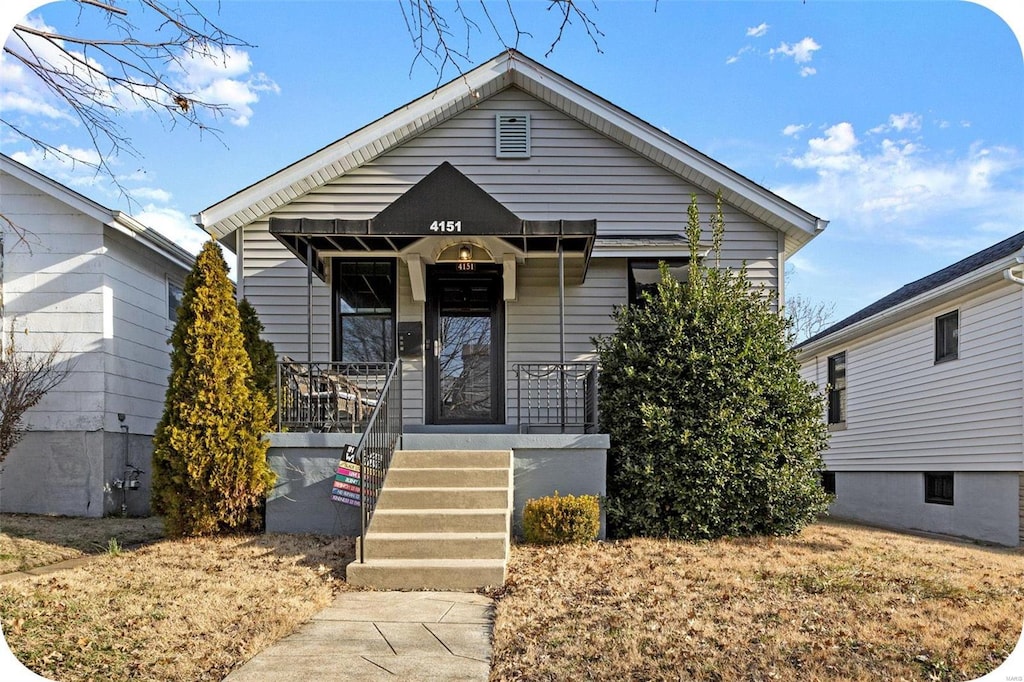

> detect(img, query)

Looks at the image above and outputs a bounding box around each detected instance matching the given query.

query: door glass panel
[438,280,493,422]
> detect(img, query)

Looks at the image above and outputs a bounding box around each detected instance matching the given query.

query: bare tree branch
[2,0,251,210]
[0,325,75,464]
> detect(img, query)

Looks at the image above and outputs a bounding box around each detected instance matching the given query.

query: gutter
[1003,256,1024,286]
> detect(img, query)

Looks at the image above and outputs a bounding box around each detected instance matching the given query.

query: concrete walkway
[224,591,495,681]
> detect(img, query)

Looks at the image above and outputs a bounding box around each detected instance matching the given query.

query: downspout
[1003,258,1024,286]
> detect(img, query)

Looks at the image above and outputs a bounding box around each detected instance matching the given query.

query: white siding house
[0,154,194,517]
[797,232,1024,546]
[195,51,827,542]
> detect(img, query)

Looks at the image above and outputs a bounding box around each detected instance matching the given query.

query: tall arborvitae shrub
[237,298,277,414]
[596,194,830,540]
[152,242,274,536]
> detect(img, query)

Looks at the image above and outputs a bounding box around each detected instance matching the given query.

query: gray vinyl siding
[101,229,186,435]
[803,282,1024,472]
[240,87,779,352]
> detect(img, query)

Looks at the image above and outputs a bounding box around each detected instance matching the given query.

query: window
[924,472,954,505]
[333,260,396,362]
[627,259,690,305]
[935,310,959,363]
[827,352,847,426]
[821,471,836,495]
[167,280,184,322]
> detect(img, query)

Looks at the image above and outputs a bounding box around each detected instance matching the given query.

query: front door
[426,265,504,425]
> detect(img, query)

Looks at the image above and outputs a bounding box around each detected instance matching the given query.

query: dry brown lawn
[491,520,1024,682]
[0,514,165,573]
[0,531,355,681]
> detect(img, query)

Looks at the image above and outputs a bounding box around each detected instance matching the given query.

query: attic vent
[496,113,531,159]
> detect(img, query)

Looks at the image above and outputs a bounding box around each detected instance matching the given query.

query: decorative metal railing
[513,362,598,434]
[353,360,402,563]
[276,360,390,432]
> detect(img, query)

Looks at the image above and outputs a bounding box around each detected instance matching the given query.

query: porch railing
[354,359,402,563]
[276,360,390,432]
[513,362,598,434]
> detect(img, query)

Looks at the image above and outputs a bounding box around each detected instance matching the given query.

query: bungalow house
[796,231,1024,547]
[196,50,827,588]
[0,153,194,517]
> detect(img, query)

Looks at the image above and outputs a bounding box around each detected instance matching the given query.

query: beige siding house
[0,154,194,517]
[797,232,1024,547]
[196,51,826,588]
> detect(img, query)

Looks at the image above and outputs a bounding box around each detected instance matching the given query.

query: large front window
[333,260,396,362]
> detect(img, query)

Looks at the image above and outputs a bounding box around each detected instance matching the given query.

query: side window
[827,352,846,426]
[627,259,689,305]
[167,280,184,323]
[935,310,959,364]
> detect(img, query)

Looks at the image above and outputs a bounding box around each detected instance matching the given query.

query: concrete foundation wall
[830,471,1022,546]
[0,431,153,517]
[265,433,609,537]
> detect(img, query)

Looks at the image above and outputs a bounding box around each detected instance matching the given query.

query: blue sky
[2,0,1022,324]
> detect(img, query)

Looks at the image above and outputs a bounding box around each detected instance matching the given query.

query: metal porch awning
[268,162,596,280]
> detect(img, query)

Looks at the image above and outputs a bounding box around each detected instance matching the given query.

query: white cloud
[746,23,769,38]
[869,112,923,134]
[135,205,208,256]
[11,144,103,183]
[799,66,817,77]
[171,47,280,127]
[777,122,1023,251]
[725,45,753,65]
[782,123,810,138]
[770,37,821,64]
[2,17,278,132]
[133,187,173,203]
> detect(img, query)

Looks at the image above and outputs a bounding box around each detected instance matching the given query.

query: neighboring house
[0,154,194,517]
[196,51,826,588]
[797,231,1024,547]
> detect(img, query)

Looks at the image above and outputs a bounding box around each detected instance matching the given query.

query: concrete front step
[385,466,511,488]
[390,449,511,469]
[377,486,511,510]
[369,508,510,533]
[360,531,509,560]
[346,559,507,591]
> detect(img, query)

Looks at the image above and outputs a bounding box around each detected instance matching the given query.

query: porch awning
[268,162,596,280]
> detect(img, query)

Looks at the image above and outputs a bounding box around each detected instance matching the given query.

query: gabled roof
[196,50,826,256]
[1,153,194,270]
[796,230,1024,354]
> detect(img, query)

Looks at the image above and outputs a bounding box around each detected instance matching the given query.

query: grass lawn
[0,516,1021,681]
[491,520,1024,681]
[0,514,165,573]
[0,522,354,682]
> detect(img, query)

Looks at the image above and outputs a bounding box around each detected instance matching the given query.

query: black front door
[426,265,504,425]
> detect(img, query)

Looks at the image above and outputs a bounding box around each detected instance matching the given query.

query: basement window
[496,113,531,159]
[821,471,836,496]
[924,472,954,505]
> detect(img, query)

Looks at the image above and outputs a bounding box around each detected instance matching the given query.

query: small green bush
[522,492,600,545]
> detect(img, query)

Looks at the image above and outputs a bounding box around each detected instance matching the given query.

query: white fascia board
[198,56,514,238]
[795,253,1022,360]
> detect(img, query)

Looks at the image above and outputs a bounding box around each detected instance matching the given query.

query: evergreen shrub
[596,194,830,541]
[152,242,275,537]
[522,492,601,545]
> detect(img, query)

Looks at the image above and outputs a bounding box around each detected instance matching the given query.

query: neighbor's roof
[0,153,194,271]
[196,50,826,257]
[796,230,1024,354]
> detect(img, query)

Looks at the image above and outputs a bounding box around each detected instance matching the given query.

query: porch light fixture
[458,244,473,261]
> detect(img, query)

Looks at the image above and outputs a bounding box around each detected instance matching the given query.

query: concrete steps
[347,449,512,591]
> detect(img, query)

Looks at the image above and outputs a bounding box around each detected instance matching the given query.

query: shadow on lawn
[241,533,358,583]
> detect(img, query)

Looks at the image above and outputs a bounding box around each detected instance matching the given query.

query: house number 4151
[429,220,462,233]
